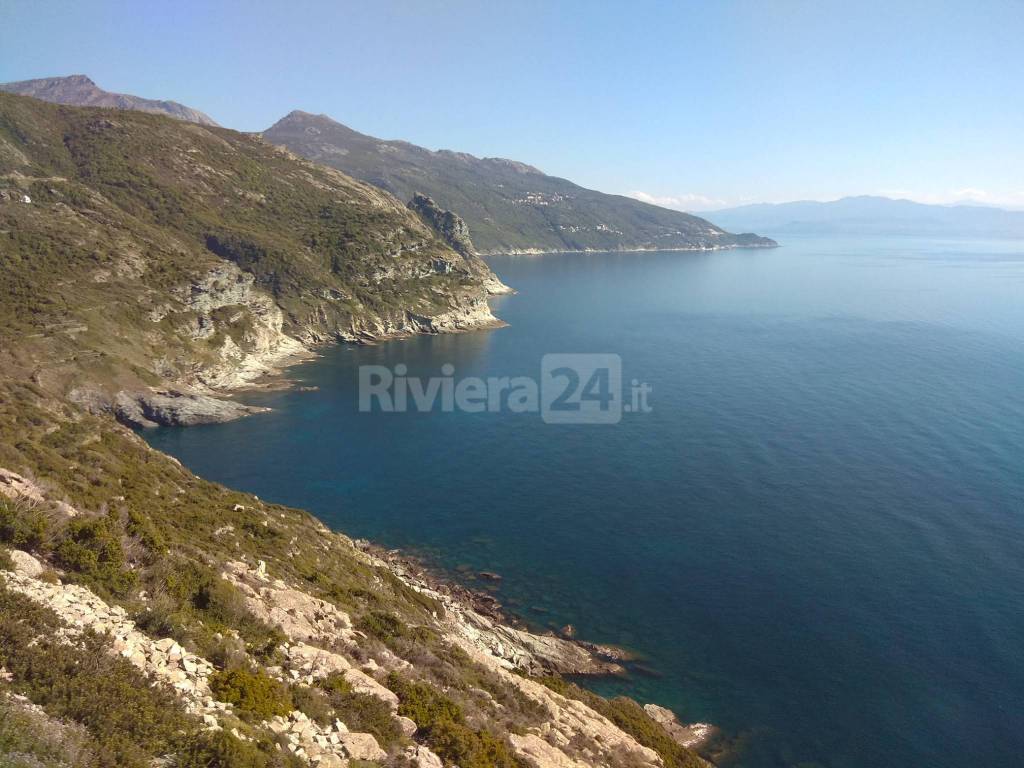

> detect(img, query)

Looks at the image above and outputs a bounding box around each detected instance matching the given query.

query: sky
[2,0,1022,210]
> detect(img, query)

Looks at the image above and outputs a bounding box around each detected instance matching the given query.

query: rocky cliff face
[407,193,514,296]
[0,92,507,426]
[408,193,477,256]
[0,74,219,125]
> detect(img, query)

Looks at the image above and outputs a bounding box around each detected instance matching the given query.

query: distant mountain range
[262,111,775,254]
[704,196,1024,238]
[0,74,219,126]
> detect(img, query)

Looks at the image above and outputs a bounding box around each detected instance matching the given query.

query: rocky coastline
[1,463,716,767]
[478,241,779,257]
[355,542,637,677]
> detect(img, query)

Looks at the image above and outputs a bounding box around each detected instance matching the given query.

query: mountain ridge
[262,110,776,255]
[0,74,219,126]
[704,195,1024,237]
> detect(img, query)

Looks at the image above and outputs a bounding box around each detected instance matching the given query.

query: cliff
[0,92,504,426]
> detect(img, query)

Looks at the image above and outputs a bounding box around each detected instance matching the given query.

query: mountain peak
[0,74,218,126]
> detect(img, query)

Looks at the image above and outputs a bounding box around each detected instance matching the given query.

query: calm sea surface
[145,236,1024,767]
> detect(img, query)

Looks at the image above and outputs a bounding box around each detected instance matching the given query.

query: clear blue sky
[2,0,1022,209]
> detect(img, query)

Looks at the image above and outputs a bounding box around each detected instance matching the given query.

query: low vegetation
[209,668,294,720]
[388,673,524,768]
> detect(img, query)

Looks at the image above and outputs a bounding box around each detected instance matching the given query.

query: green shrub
[53,514,137,596]
[388,674,463,729]
[357,610,406,641]
[140,559,285,659]
[126,507,166,555]
[0,497,48,551]
[0,695,95,767]
[0,586,191,768]
[209,668,293,720]
[428,718,522,768]
[291,684,334,724]
[177,729,303,768]
[388,673,520,767]
[307,673,402,749]
[334,691,402,749]
[317,671,353,696]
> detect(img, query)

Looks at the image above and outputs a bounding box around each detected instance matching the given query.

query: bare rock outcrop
[114,389,270,428]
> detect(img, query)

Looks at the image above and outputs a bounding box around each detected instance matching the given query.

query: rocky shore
[359,543,634,677]
[1,461,714,768]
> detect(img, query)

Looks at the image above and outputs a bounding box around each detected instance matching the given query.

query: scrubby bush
[428,718,522,768]
[177,728,303,768]
[291,684,334,724]
[126,506,166,555]
[303,673,402,749]
[388,674,463,728]
[137,559,285,659]
[53,514,137,596]
[357,610,406,641]
[0,497,48,551]
[388,673,521,768]
[0,587,190,767]
[209,668,293,720]
[0,695,95,767]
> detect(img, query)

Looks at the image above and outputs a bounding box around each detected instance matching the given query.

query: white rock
[339,732,386,762]
[7,550,44,577]
[398,715,418,736]
[404,744,445,768]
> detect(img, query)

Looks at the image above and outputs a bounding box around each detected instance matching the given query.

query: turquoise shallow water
[145,236,1024,767]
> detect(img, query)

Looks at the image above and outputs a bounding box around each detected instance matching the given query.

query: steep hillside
[0,92,505,425]
[0,74,220,126]
[0,92,714,768]
[0,379,711,768]
[263,111,776,255]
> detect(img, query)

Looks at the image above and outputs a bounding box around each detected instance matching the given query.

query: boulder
[339,732,386,762]
[8,550,44,577]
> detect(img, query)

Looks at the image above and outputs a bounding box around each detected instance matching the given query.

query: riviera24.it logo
[359,353,652,424]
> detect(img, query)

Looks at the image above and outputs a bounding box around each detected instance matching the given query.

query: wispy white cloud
[627,191,730,212]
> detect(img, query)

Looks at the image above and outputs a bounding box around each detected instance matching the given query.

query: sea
[144,235,1024,768]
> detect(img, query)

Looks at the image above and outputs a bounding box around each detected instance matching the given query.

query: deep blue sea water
[145,236,1024,768]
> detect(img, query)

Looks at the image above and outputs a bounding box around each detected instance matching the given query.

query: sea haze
[145,235,1024,768]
